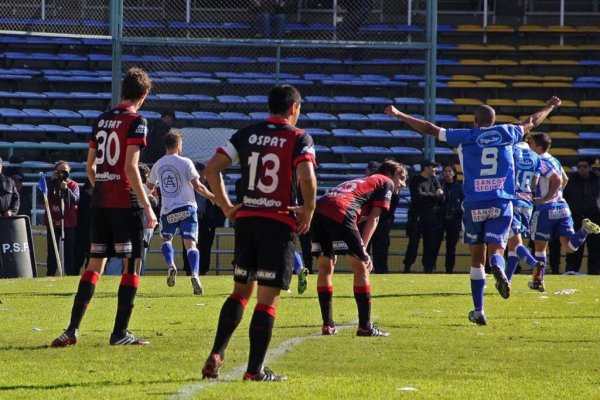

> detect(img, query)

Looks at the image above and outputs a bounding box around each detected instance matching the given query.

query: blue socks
[470,267,486,313]
[187,248,200,276]
[515,244,537,267]
[293,251,303,275]
[505,252,519,282]
[489,254,505,271]
[569,228,587,251]
[534,251,547,279]
[161,242,175,266]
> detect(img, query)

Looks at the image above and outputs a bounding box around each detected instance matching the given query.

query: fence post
[110,0,123,107]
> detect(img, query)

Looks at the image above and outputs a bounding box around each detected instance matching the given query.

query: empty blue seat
[314,144,332,153]
[183,94,215,102]
[138,110,161,119]
[44,91,75,99]
[249,112,269,120]
[303,128,331,137]
[319,163,349,170]
[362,96,392,104]
[331,146,362,154]
[305,95,336,103]
[78,110,102,119]
[39,124,72,133]
[245,95,268,103]
[391,130,421,139]
[332,129,362,137]
[362,129,392,138]
[338,113,368,121]
[579,132,600,140]
[347,163,370,170]
[152,94,186,101]
[0,91,46,99]
[394,97,424,105]
[0,108,27,117]
[361,146,393,154]
[436,114,459,123]
[174,111,195,120]
[220,112,251,121]
[192,111,222,121]
[390,146,422,155]
[333,96,364,104]
[436,98,454,105]
[69,125,92,135]
[367,113,397,122]
[217,95,247,104]
[307,112,337,121]
[23,109,54,118]
[433,147,455,155]
[13,124,45,132]
[49,109,82,118]
[578,148,600,156]
[360,74,390,81]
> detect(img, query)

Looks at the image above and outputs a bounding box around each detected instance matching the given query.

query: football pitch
[1,273,599,399]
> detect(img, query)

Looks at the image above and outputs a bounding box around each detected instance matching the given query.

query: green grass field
[1,273,599,399]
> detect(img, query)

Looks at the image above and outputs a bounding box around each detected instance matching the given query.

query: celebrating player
[51,67,157,347]
[312,159,407,337]
[201,85,317,382]
[146,129,214,295]
[385,96,560,325]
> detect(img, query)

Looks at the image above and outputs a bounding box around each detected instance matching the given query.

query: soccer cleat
[468,310,487,326]
[167,265,177,287]
[202,352,223,379]
[191,276,203,295]
[356,324,390,337]
[491,265,511,299]
[582,218,600,235]
[243,367,287,382]
[321,325,338,335]
[109,330,150,345]
[528,262,546,292]
[297,268,309,294]
[51,329,78,347]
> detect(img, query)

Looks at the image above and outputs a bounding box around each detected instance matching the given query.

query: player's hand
[5,210,13,217]
[435,188,444,197]
[224,204,242,223]
[59,181,68,190]
[363,255,373,272]
[384,105,400,117]
[547,96,561,108]
[143,205,157,229]
[533,197,545,206]
[288,205,314,235]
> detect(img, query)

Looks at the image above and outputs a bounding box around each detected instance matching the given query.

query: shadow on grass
[0,345,53,351]
[0,377,196,391]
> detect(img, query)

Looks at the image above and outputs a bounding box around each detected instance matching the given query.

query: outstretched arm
[519,96,561,133]
[384,105,443,138]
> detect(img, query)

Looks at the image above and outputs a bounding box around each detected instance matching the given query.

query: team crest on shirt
[301,145,316,156]
[476,131,503,147]
[159,166,182,197]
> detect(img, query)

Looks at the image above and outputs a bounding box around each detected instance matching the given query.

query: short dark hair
[138,163,150,183]
[163,129,183,149]
[268,85,301,116]
[377,159,406,178]
[121,67,152,101]
[474,105,495,127]
[54,160,70,171]
[577,157,591,166]
[161,110,175,119]
[529,132,552,152]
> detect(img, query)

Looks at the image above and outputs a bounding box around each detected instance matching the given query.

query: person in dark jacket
[45,161,80,276]
[0,157,20,217]
[563,158,600,274]
[436,164,464,273]
[403,159,444,273]
[141,111,175,164]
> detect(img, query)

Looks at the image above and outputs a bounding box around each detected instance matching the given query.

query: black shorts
[89,208,144,259]
[233,217,294,290]
[310,213,368,262]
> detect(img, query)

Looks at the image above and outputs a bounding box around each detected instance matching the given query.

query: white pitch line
[171,322,357,399]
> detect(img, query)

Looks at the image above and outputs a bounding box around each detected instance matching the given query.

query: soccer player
[505,137,543,282]
[527,133,600,291]
[385,96,560,325]
[51,67,157,347]
[201,85,317,382]
[312,160,407,337]
[146,129,214,295]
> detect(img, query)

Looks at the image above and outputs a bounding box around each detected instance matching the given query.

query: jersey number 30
[96,130,120,166]
[247,152,280,194]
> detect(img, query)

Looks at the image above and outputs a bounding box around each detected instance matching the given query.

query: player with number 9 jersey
[89,108,148,208]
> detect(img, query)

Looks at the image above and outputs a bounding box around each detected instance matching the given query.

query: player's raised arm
[384,105,443,138]
[519,96,561,133]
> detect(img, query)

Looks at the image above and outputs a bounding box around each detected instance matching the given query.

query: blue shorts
[160,205,198,241]
[462,199,512,247]
[510,205,533,238]
[530,206,574,241]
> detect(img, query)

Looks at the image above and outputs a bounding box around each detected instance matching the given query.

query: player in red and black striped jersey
[202,85,317,382]
[312,160,407,337]
[51,68,158,348]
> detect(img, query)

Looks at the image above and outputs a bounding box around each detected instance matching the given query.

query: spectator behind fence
[141,110,175,164]
[436,164,464,274]
[252,0,286,39]
[562,158,600,274]
[0,157,20,217]
[403,159,444,273]
[44,161,80,276]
